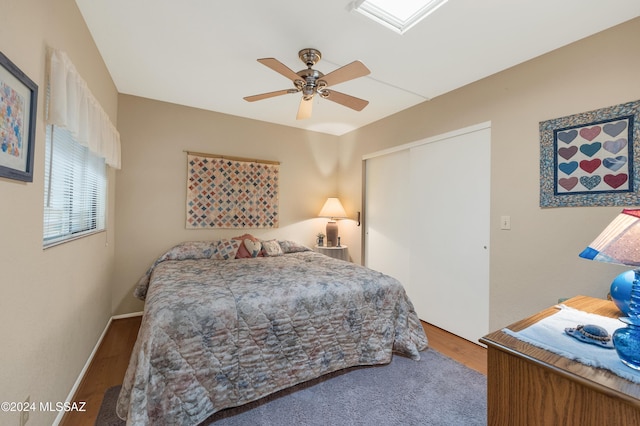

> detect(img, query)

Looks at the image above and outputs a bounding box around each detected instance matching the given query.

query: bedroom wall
[113,95,339,314]
[338,17,640,331]
[0,0,118,425]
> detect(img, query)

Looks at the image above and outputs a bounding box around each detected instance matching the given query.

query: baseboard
[52,311,143,425]
[113,311,143,320]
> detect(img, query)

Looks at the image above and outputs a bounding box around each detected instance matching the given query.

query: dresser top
[480,295,640,405]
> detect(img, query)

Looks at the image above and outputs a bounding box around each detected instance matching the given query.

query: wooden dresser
[480,295,640,425]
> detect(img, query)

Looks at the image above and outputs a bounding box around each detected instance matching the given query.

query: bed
[116,239,428,425]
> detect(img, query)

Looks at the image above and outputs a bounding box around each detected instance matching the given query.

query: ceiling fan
[243,48,371,120]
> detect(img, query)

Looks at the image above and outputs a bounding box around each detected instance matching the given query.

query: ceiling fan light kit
[244,48,370,120]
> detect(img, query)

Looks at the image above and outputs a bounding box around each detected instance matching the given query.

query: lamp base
[613,268,640,370]
[326,221,338,247]
[613,324,640,370]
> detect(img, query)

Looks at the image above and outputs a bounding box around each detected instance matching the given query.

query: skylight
[351,0,449,34]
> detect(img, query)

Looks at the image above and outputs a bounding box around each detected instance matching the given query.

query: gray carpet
[96,349,486,425]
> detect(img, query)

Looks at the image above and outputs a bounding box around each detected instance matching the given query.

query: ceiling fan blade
[296,97,313,120]
[257,58,302,82]
[323,90,369,111]
[320,61,370,87]
[243,89,292,102]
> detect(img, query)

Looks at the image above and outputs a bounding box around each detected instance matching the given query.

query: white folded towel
[502,304,640,383]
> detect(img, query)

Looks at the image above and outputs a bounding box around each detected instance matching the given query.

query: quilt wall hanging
[186,152,279,228]
[540,99,640,208]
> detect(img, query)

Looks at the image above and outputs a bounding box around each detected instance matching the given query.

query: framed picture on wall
[0,51,38,182]
[540,99,640,207]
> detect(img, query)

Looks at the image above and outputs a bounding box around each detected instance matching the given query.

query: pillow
[244,238,262,257]
[160,241,216,261]
[261,239,283,257]
[233,234,264,258]
[278,240,310,254]
[211,239,241,260]
[135,240,228,300]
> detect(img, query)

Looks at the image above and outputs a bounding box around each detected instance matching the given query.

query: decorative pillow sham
[211,239,242,260]
[243,238,262,257]
[278,240,311,254]
[233,234,264,258]
[261,239,284,257]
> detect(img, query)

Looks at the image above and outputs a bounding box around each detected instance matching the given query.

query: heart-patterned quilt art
[555,118,632,194]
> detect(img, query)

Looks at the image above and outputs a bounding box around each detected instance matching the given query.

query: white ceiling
[75,0,640,136]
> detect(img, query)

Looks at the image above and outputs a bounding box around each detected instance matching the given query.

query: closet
[364,122,491,344]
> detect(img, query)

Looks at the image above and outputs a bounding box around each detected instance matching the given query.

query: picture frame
[540,100,640,207]
[0,51,38,182]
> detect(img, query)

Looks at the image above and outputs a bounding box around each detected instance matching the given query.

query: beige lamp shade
[318,198,347,247]
[318,197,347,219]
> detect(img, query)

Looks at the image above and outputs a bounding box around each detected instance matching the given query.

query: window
[43,124,106,247]
[43,48,120,248]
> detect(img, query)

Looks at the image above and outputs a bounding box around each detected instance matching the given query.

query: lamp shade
[318,197,347,219]
[579,209,640,267]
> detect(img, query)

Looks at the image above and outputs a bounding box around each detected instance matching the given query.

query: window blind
[43,124,106,247]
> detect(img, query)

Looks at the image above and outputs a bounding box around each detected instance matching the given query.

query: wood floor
[423,322,487,375]
[60,316,487,425]
[59,316,142,426]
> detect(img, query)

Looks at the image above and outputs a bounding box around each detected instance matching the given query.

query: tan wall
[113,95,339,314]
[2,4,637,421]
[0,0,118,424]
[339,17,640,331]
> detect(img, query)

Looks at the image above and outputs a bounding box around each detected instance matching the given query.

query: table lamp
[318,197,347,247]
[579,209,640,370]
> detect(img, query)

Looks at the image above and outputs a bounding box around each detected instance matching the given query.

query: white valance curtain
[46,48,121,169]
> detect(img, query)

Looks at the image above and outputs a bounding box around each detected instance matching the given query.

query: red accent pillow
[232,234,264,258]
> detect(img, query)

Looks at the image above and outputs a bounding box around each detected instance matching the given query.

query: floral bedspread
[117,249,428,425]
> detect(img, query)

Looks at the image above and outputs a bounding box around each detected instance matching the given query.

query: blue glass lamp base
[613,269,640,370]
[613,324,640,370]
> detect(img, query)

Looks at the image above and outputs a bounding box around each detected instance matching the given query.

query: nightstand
[314,245,349,262]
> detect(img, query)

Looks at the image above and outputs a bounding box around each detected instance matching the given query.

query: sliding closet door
[364,123,490,344]
[409,127,490,343]
[364,149,411,288]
